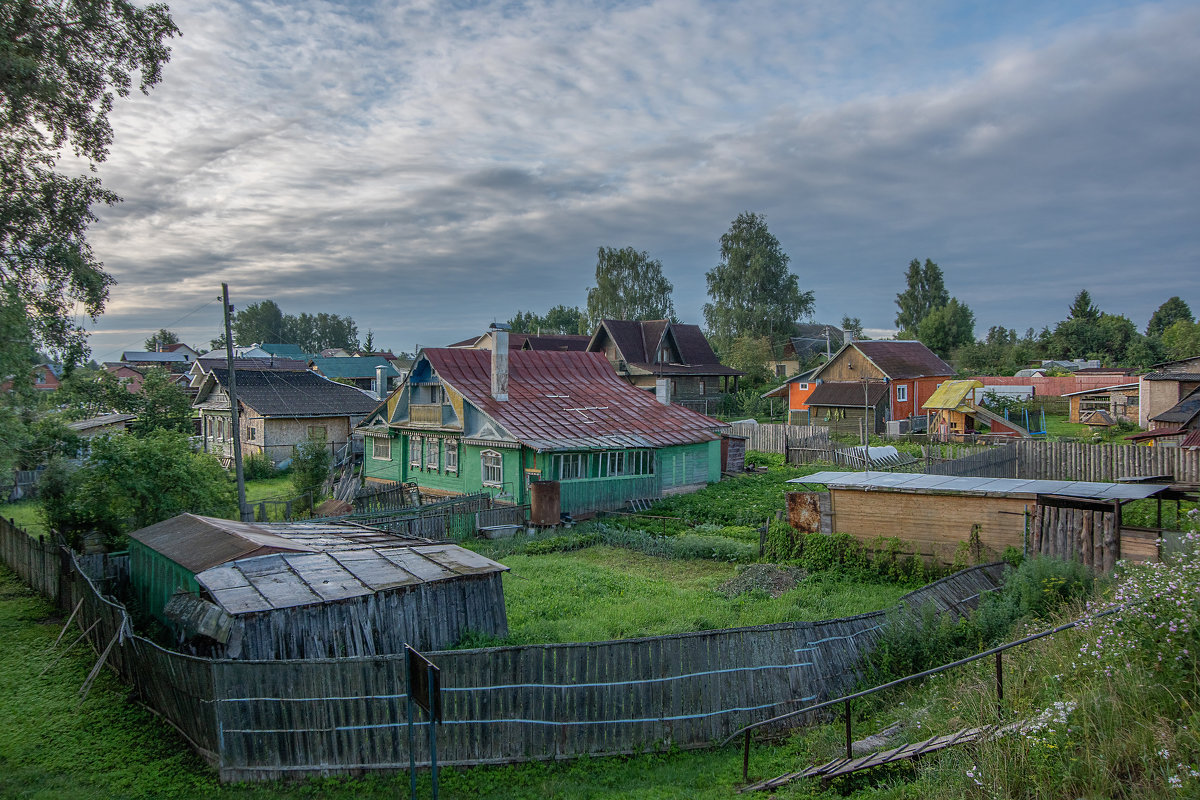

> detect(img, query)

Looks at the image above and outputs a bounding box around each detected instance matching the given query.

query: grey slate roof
[196,544,507,614]
[196,367,380,417]
[1150,387,1200,426]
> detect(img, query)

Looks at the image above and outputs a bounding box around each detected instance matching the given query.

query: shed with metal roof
[785,471,1188,571]
[129,514,509,659]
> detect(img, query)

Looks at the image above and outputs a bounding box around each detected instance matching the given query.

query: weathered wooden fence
[924,443,1019,478]
[1012,440,1200,482]
[730,422,830,456]
[0,516,1005,783]
[922,440,1200,483]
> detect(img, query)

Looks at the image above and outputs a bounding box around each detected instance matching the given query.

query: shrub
[291,433,332,498]
[1077,528,1200,685]
[864,555,1096,683]
[242,450,276,480]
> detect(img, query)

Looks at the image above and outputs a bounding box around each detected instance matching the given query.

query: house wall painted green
[365,429,720,514]
[128,538,201,630]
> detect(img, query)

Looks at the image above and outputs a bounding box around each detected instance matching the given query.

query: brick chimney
[490,322,509,401]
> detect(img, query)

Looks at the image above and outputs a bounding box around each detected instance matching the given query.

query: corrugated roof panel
[791,471,1171,500]
[332,550,420,591]
[381,548,459,582]
[209,585,271,615]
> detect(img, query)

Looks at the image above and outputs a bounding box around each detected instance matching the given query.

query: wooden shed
[128,514,509,659]
[786,471,1189,571]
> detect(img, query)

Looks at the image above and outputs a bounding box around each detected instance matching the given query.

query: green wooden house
[359,331,726,515]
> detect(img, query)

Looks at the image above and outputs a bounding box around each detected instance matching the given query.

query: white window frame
[896,384,908,403]
[445,440,458,474]
[481,450,503,487]
[555,453,588,481]
[409,436,422,469]
[426,437,440,471]
[373,437,391,461]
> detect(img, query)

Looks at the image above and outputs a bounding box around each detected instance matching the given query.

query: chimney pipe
[655,378,672,405]
[375,364,387,400]
[490,322,509,401]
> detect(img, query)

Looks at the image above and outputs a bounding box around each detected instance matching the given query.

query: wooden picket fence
[0,515,1005,783]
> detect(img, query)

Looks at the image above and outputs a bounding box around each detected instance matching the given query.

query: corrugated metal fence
[0,515,1005,782]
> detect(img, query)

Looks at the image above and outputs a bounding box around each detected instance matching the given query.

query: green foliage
[721,335,774,387]
[522,532,602,554]
[894,258,950,332]
[0,0,178,367]
[958,325,1046,375]
[507,304,588,335]
[704,212,813,351]
[764,528,939,587]
[143,328,179,351]
[131,366,193,435]
[242,451,276,481]
[1068,289,1101,321]
[1146,296,1194,337]
[585,246,675,326]
[864,556,1094,682]
[230,299,360,352]
[841,315,865,340]
[916,296,976,357]
[1162,318,1200,361]
[290,433,332,497]
[40,431,236,548]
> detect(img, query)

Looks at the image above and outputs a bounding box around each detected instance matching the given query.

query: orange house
[807,341,955,425]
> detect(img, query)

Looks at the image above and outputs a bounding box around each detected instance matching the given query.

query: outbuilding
[786,471,1192,571]
[128,514,508,659]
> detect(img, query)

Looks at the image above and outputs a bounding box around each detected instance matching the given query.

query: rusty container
[529,480,561,526]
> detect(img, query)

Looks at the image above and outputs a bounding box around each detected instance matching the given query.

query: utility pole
[222,283,249,521]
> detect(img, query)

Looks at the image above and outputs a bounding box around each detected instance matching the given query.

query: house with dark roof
[308,355,403,397]
[585,320,742,413]
[1127,387,1200,446]
[765,323,845,378]
[448,330,591,352]
[360,330,727,515]
[803,340,955,433]
[193,367,380,465]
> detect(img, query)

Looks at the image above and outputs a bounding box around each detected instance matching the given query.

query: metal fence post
[995,651,1004,718]
[845,699,852,760]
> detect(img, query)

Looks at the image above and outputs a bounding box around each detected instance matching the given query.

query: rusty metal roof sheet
[422,348,724,451]
[195,542,508,614]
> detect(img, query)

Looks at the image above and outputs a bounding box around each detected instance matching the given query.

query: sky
[81,0,1200,361]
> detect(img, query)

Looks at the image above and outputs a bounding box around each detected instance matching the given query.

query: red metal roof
[422,348,723,451]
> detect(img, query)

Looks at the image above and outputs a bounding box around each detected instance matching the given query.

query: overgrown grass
[487,546,909,645]
[0,564,816,799]
[0,499,46,536]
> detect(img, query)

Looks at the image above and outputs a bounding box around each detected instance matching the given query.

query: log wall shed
[786,471,1191,571]
[129,514,509,659]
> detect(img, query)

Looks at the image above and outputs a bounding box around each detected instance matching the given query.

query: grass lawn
[0,499,47,537]
[498,546,908,645]
[0,564,806,800]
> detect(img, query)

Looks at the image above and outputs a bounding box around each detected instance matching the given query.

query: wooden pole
[222,283,249,521]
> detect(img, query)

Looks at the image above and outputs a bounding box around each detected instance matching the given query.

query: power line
[90,296,221,364]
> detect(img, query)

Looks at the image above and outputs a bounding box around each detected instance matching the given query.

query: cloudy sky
[83,0,1199,360]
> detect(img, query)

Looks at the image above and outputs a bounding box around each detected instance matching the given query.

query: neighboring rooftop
[416,348,725,451]
[195,367,380,417]
[791,471,1174,501]
[309,355,402,381]
[846,340,955,380]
